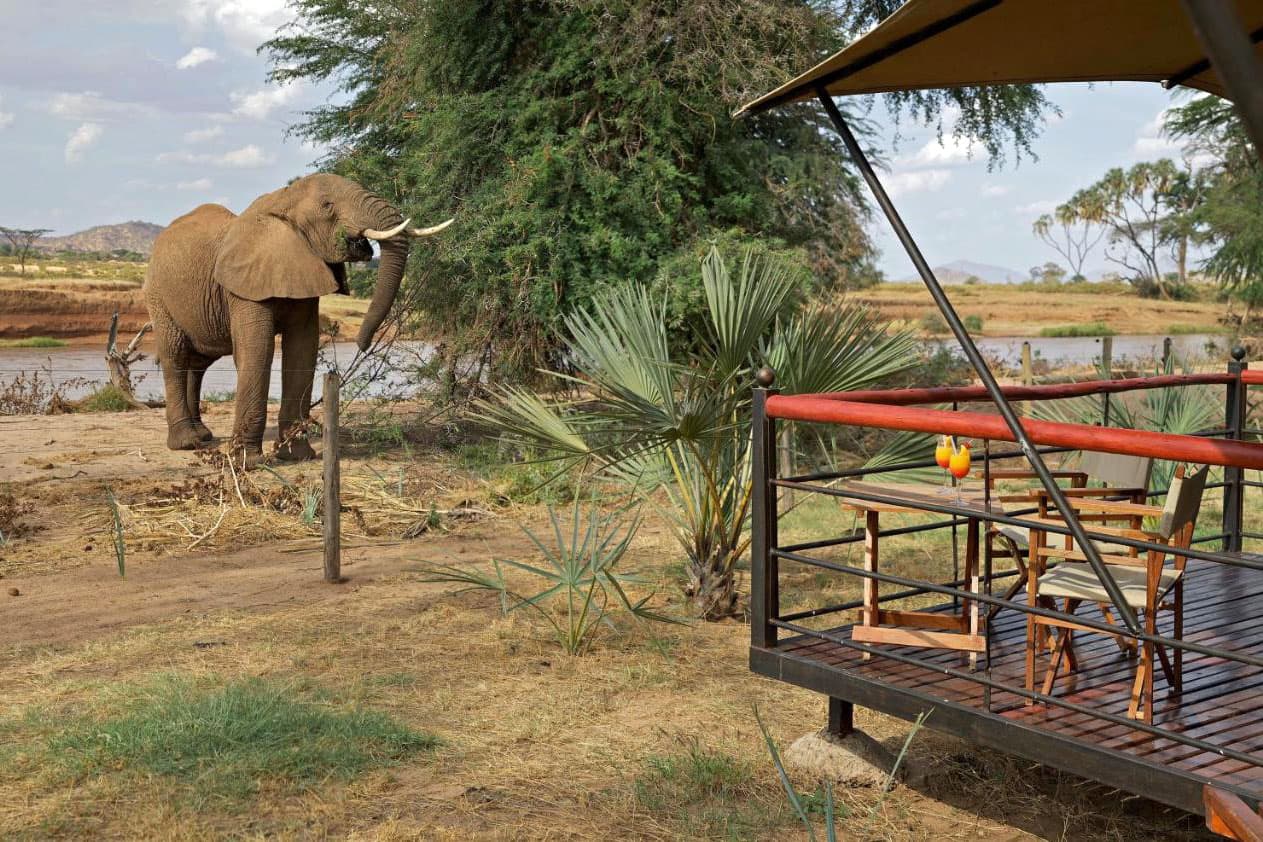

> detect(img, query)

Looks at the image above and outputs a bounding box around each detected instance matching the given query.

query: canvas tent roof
[736,0,1263,117]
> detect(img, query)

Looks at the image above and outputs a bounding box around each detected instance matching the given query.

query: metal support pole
[816,90,1141,634]
[1180,0,1263,159]
[1225,346,1248,552]
[751,368,780,648]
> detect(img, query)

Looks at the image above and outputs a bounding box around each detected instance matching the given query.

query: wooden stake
[323,371,342,584]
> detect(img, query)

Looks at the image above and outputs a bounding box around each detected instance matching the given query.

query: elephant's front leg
[228,296,276,463]
[276,298,318,462]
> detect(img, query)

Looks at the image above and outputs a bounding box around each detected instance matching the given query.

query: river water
[0,333,1223,403]
[0,340,435,402]
[945,333,1224,368]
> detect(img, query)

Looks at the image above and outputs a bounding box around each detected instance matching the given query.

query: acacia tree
[1033,207,1105,280]
[266,0,1054,388]
[0,227,52,275]
[1058,161,1191,299]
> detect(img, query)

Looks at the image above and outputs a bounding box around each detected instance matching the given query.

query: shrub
[477,248,919,619]
[79,384,134,412]
[1039,322,1116,338]
[919,312,949,334]
[418,496,679,654]
[963,314,984,332]
[0,337,68,348]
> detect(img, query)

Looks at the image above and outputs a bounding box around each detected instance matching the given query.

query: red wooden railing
[766,370,1263,470]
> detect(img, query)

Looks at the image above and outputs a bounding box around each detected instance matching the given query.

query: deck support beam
[828,697,854,737]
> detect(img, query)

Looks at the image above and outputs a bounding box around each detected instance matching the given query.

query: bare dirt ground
[0,405,1217,840]
[855,283,1226,336]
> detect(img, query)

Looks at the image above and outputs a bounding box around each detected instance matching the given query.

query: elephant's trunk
[356,198,410,352]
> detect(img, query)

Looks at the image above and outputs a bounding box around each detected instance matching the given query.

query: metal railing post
[751,367,780,648]
[1225,346,1248,552]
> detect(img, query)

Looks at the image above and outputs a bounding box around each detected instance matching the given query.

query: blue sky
[0,2,1199,279]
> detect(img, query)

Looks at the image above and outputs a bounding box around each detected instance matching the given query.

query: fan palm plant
[477,247,919,619]
[1034,354,1221,490]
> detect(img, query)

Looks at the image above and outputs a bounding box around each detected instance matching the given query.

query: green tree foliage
[268,0,1053,384]
[1166,95,1263,322]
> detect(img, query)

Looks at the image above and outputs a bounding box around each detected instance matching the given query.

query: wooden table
[834,480,988,661]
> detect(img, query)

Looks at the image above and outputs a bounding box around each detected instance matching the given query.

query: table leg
[967,517,980,670]
[863,510,879,661]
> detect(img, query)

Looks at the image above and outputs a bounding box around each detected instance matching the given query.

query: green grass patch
[79,384,134,412]
[0,336,68,348]
[1166,323,1223,335]
[633,743,792,839]
[32,676,438,806]
[1038,322,1117,338]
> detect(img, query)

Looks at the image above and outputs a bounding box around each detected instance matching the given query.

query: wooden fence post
[323,371,342,583]
[1101,335,1113,378]
[1020,341,1033,416]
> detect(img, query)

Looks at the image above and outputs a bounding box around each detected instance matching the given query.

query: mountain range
[39,221,165,256]
[895,259,1026,285]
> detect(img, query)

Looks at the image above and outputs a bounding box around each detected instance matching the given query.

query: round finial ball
[1232,345,1248,362]
[755,366,777,388]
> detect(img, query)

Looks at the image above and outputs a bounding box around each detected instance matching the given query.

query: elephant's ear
[214,214,340,301]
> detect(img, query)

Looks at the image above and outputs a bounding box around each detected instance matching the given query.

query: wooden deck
[751,558,1263,816]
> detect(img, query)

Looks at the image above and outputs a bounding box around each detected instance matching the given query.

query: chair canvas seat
[1037,561,1182,609]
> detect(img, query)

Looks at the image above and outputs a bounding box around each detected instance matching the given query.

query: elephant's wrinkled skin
[144,173,427,463]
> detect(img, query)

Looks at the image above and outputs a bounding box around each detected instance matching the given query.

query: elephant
[143,173,452,463]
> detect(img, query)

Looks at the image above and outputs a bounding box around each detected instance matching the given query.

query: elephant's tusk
[409,217,455,238]
[362,217,412,240]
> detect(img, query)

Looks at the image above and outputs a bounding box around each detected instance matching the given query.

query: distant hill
[39,221,164,256]
[895,259,1025,285]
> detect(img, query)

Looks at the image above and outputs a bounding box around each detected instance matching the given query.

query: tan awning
[736,0,1263,117]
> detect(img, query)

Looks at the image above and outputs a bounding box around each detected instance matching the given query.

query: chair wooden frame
[1023,465,1207,724]
[979,454,1153,618]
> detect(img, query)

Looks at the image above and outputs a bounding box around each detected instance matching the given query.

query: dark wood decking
[751,558,1263,816]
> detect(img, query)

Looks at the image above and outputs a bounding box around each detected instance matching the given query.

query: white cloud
[885,169,951,198]
[177,177,214,190]
[176,46,218,69]
[981,183,1010,198]
[1132,108,1183,159]
[1015,199,1057,217]
[49,91,150,122]
[230,81,303,120]
[180,0,294,52]
[184,125,224,143]
[935,207,968,222]
[0,96,13,130]
[158,144,273,168]
[65,122,103,163]
[900,135,975,168]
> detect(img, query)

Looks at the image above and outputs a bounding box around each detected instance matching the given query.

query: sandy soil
[0,405,1220,840]
[855,283,1227,336]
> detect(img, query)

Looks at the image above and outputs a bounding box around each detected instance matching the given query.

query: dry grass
[853,283,1225,338]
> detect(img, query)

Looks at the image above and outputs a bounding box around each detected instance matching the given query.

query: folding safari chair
[1024,464,1209,723]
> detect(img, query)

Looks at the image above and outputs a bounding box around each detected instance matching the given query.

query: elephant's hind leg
[185,353,216,441]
